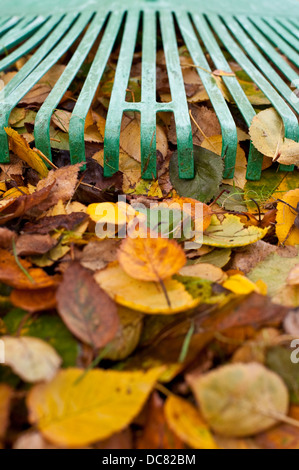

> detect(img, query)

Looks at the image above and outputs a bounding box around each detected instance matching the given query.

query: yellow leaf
[276,189,299,245]
[27,367,163,447]
[118,237,186,282]
[2,336,61,383]
[203,214,268,247]
[201,135,247,189]
[120,118,168,162]
[223,274,264,295]
[165,395,218,449]
[4,128,49,178]
[3,186,29,199]
[179,263,227,283]
[87,202,127,226]
[94,262,200,314]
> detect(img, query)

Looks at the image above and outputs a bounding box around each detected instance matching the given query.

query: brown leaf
[136,392,184,449]
[0,248,60,289]
[56,262,119,349]
[23,212,89,235]
[0,227,17,249]
[10,287,57,312]
[33,164,82,213]
[0,183,54,225]
[79,239,120,271]
[16,234,57,256]
[168,104,221,146]
[0,385,13,440]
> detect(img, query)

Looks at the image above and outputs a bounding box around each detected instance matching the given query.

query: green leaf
[169,146,223,203]
[202,214,268,247]
[266,346,299,405]
[3,309,78,367]
[189,248,232,268]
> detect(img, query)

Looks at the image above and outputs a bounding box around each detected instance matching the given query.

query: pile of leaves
[1,39,299,450]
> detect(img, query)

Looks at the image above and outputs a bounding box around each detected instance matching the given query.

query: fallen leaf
[137,392,184,449]
[1,336,61,383]
[79,239,120,271]
[248,247,299,298]
[276,189,299,246]
[249,108,299,165]
[5,128,49,177]
[287,264,299,285]
[203,214,268,247]
[15,234,57,256]
[0,385,13,440]
[170,146,223,203]
[3,309,78,367]
[34,164,82,213]
[179,263,227,283]
[266,346,299,405]
[27,367,163,447]
[56,262,119,349]
[118,237,186,282]
[23,212,88,235]
[120,117,168,162]
[168,105,221,146]
[100,306,143,361]
[95,262,200,314]
[165,395,218,449]
[0,227,17,249]
[0,248,60,289]
[189,362,289,437]
[230,241,276,274]
[223,274,264,295]
[201,135,247,189]
[10,287,57,313]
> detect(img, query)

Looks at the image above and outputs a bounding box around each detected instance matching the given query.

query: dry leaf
[27,367,163,447]
[0,248,60,289]
[56,262,119,349]
[165,395,218,449]
[249,108,299,165]
[276,189,299,246]
[0,385,13,440]
[5,128,49,177]
[10,286,57,313]
[2,336,61,383]
[95,262,200,314]
[118,237,186,282]
[189,363,289,437]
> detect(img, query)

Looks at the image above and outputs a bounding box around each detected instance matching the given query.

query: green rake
[0,0,299,181]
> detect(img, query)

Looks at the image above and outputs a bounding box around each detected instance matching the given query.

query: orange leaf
[118,237,186,282]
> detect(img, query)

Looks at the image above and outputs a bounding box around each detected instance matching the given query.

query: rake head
[0,0,298,181]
